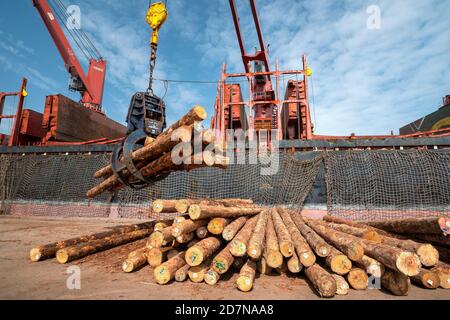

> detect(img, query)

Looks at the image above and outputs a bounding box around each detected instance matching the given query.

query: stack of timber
[86,106,228,198]
[30,203,450,298]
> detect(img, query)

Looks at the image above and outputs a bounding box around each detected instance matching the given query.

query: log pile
[86,106,229,198]
[30,203,449,298]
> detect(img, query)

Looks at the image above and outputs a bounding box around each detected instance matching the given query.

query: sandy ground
[0,215,449,300]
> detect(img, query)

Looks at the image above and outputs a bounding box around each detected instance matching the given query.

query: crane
[32,0,106,113]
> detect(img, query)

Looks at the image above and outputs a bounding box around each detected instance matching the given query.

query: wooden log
[196,226,208,239]
[122,249,148,273]
[167,249,180,260]
[204,269,220,285]
[304,263,337,298]
[154,221,172,232]
[409,233,450,249]
[257,256,272,275]
[358,238,421,277]
[325,246,352,275]
[174,264,190,282]
[29,222,154,262]
[154,252,187,285]
[208,218,231,235]
[185,237,222,266]
[355,255,385,277]
[212,243,234,274]
[189,205,261,220]
[287,252,302,273]
[434,245,450,264]
[271,209,294,258]
[188,260,210,283]
[56,229,152,264]
[332,274,349,295]
[236,260,257,292]
[147,247,174,267]
[432,263,450,289]
[128,247,147,259]
[174,216,187,224]
[364,217,449,236]
[323,222,382,243]
[233,257,246,270]
[278,208,315,267]
[292,214,331,257]
[176,232,194,244]
[148,227,174,248]
[171,219,208,237]
[304,219,363,262]
[230,216,259,257]
[411,268,440,289]
[325,220,439,267]
[223,217,247,241]
[93,106,206,179]
[152,200,179,213]
[381,270,410,296]
[346,268,369,290]
[247,209,270,260]
[264,213,283,268]
[176,199,254,214]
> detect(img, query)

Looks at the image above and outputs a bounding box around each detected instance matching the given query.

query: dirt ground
[0,216,449,300]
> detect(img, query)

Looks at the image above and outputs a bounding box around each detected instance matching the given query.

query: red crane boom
[32,0,106,113]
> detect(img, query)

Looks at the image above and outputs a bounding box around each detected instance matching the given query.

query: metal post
[9,78,27,147]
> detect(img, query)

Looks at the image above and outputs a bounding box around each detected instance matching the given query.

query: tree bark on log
[409,234,450,249]
[176,233,194,244]
[93,106,206,179]
[212,243,234,274]
[434,245,450,264]
[346,268,369,290]
[257,256,272,275]
[189,205,261,220]
[185,237,222,266]
[355,255,384,277]
[56,229,152,264]
[323,222,382,243]
[236,260,257,292]
[411,268,440,289]
[264,213,283,268]
[364,217,449,236]
[230,216,259,257]
[292,214,331,257]
[278,209,315,267]
[148,227,175,248]
[222,217,247,241]
[196,226,208,239]
[29,222,154,262]
[154,252,187,285]
[208,218,231,235]
[128,246,147,259]
[271,209,294,258]
[325,246,353,275]
[287,252,302,274]
[147,247,174,267]
[247,209,270,260]
[171,219,208,237]
[304,263,337,298]
[304,219,364,262]
[204,269,220,285]
[176,199,254,214]
[154,221,172,232]
[381,270,411,296]
[332,274,349,295]
[174,264,190,282]
[358,238,421,277]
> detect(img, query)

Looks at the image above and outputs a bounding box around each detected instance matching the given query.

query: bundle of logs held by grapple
[86,106,228,198]
[134,201,450,297]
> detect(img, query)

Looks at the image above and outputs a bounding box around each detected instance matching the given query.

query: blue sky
[1,0,449,136]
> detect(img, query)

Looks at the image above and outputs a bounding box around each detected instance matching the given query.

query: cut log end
[332,274,349,295]
[347,268,369,290]
[56,250,69,264]
[154,266,172,285]
[29,248,41,262]
[247,245,263,261]
[279,242,294,258]
[362,231,382,243]
[299,250,316,267]
[396,252,421,277]
[330,254,352,275]
[416,244,439,267]
[188,205,201,220]
[185,247,204,267]
[230,240,247,257]
[175,200,189,214]
[152,200,164,213]
[236,276,253,292]
[204,269,220,285]
[347,243,365,262]
[266,250,284,269]
[122,260,134,273]
[317,244,331,257]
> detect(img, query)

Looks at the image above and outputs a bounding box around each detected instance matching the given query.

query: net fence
[0,149,448,221]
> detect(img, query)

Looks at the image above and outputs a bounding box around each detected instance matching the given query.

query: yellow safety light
[146,1,168,45]
[306,67,312,77]
[22,89,28,97]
